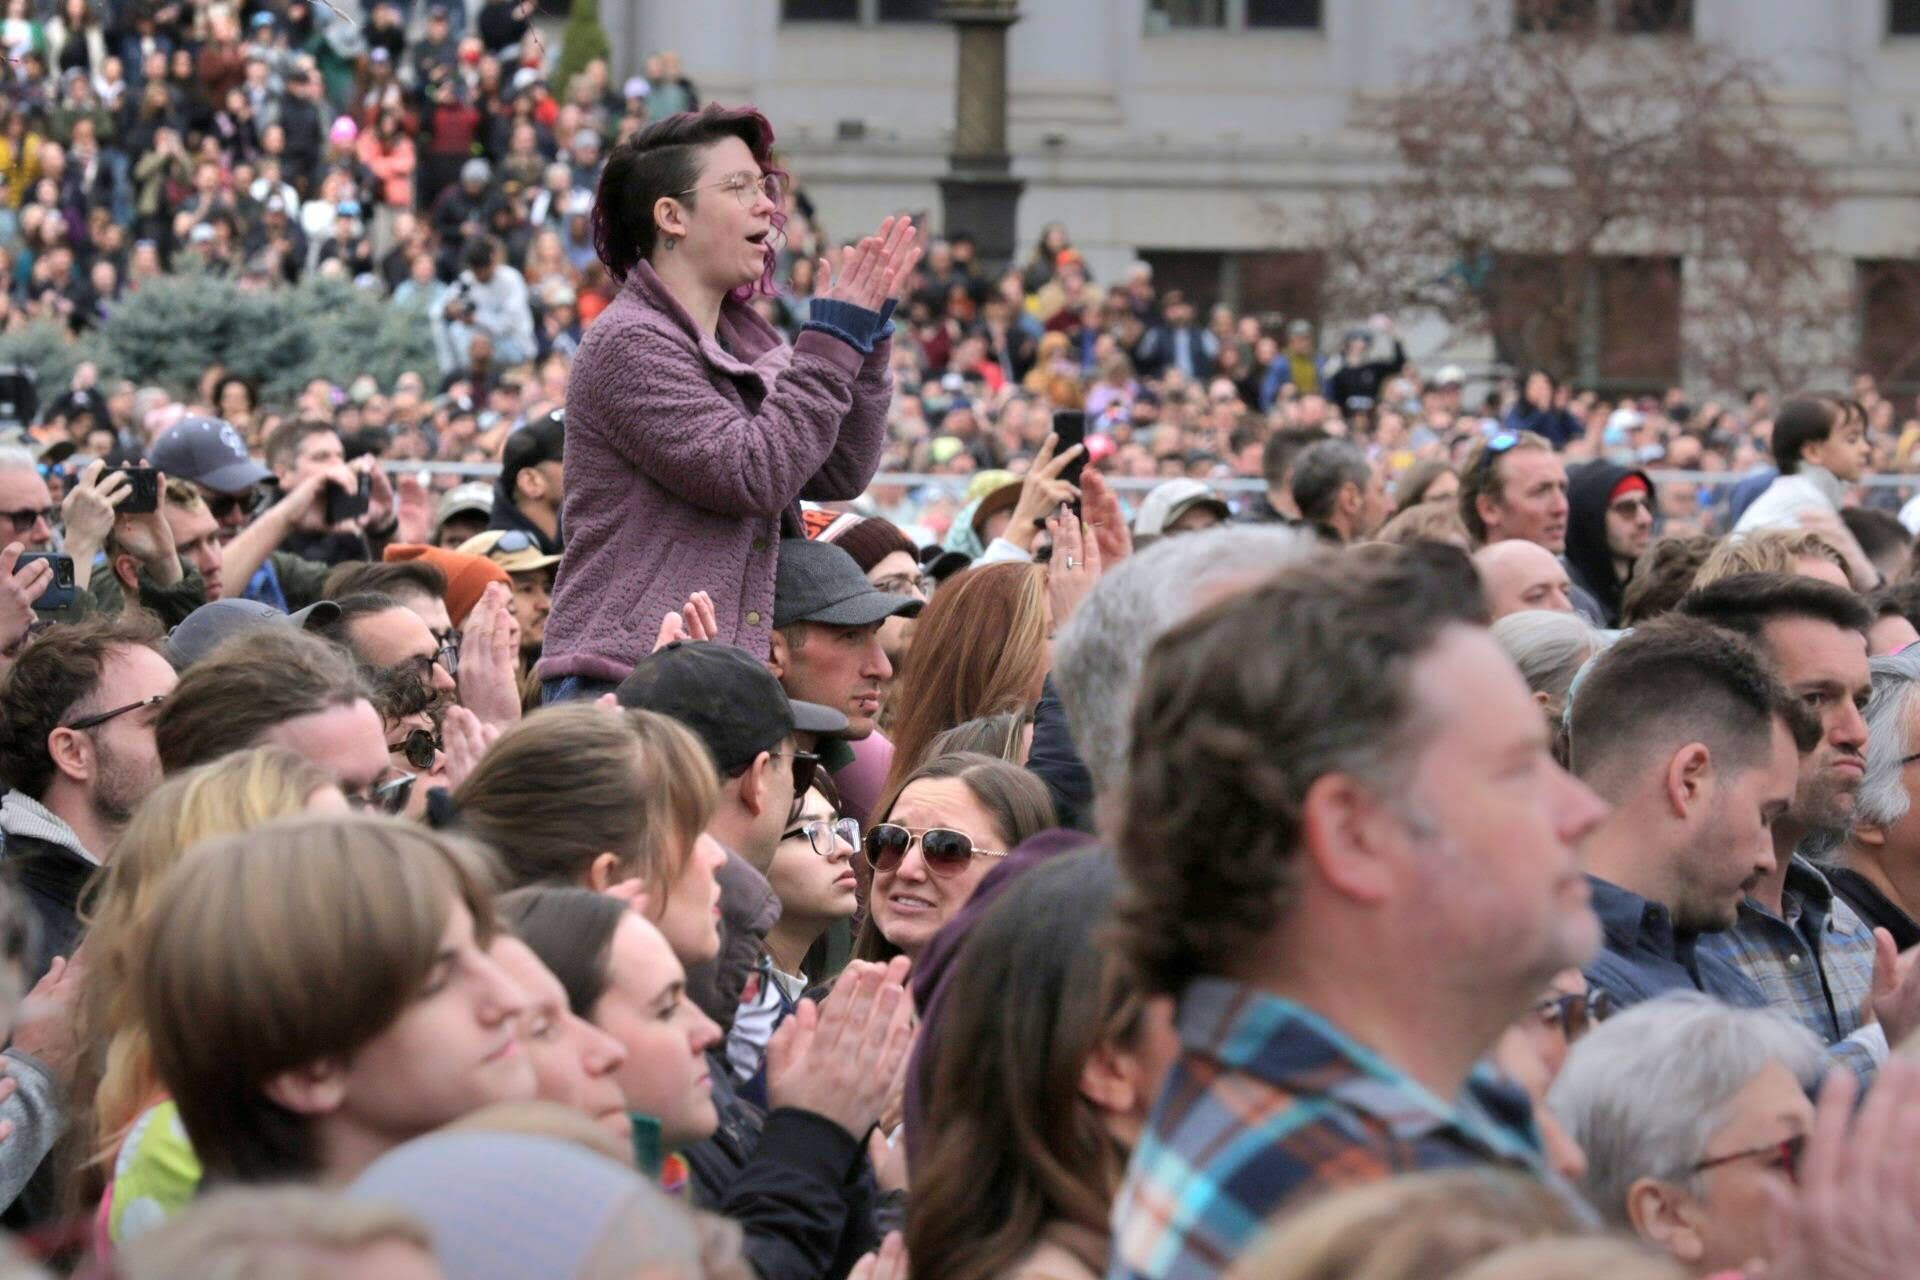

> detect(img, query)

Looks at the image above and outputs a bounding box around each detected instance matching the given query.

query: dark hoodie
[1565,459,1653,628]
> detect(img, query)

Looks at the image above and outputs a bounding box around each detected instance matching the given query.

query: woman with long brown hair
[908,849,1175,1280]
[878,562,1050,803]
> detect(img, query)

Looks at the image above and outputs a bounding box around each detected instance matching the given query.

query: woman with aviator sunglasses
[854,753,1056,964]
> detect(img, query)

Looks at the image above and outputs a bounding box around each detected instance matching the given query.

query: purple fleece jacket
[539,264,893,682]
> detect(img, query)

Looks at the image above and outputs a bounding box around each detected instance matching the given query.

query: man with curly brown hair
[1107,546,1609,1280]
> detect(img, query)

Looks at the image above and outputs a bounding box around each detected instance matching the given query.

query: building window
[1513,0,1691,34]
[1137,249,1324,322]
[1859,260,1920,391]
[1893,0,1920,35]
[782,0,938,21]
[1145,0,1320,32]
[1489,254,1680,393]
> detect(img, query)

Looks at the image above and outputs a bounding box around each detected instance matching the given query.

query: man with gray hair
[1288,439,1385,545]
[1547,992,1825,1275]
[0,446,55,553]
[1828,645,1920,949]
[1051,523,1312,810]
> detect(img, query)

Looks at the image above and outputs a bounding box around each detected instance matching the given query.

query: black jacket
[1564,460,1652,627]
[685,1064,886,1280]
[485,489,564,556]
[687,849,780,1037]
[0,795,96,986]
[1027,676,1092,833]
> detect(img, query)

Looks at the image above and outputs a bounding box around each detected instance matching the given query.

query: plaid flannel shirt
[1107,977,1546,1280]
[1697,856,1886,1084]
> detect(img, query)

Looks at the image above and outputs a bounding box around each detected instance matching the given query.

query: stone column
[938,0,1023,270]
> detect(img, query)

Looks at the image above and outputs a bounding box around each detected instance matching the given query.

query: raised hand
[12,950,86,1090]
[1046,504,1100,627]
[457,583,524,731]
[765,956,916,1140]
[437,704,496,793]
[394,471,434,545]
[1080,469,1133,567]
[0,543,51,654]
[1006,433,1083,552]
[818,216,920,313]
[60,459,130,564]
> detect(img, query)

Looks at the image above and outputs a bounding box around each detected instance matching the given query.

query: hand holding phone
[325,473,371,526]
[17,552,75,612]
[1052,410,1088,493]
[105,466,160,514]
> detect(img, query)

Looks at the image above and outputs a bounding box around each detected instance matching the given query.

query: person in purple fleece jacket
[539,104,921,703]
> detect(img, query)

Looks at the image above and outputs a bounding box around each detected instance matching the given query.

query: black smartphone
[107,466,160,514]
[1053,409,1088,494]
[325,473,371,525]
[18,552,75,611]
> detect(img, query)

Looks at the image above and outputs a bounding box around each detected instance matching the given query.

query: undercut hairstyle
[321,560,448,606]
[262,418,338,473]
[1457,430,1552,544]
[137,817,498,1184]
[453,705,718,900]
[1115,544,1489,995]
[1842,506,1911,575]
[1261,426,1329,489]
[1619,533,1717,626]
[0,613,166,800]
[155,628,369,772]
[1770,396,1838,475]
[1693,528,1847,590]
[496,886,626,1019]
[1548,993,1825,1228]
[306,593,408,652]
[1566,616,1819,799]
[1289,439,1370,524]
[590,103,784,295]
[1678,571,1873,645]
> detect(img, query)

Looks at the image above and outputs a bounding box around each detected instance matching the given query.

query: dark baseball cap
[774,539,924,629]
[616,641,848,773]
[148,415,271,493]
[166,597,341,670]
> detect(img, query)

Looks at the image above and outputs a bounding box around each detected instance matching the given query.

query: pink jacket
[539,264,892,682]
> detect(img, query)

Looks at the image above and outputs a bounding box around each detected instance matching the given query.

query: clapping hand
[457,583,523,731]
[816,216,921,312]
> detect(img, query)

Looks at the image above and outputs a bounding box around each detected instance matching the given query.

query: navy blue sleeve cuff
[806,298,888,353]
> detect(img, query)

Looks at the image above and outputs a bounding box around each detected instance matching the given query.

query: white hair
[1855,646,1920,832]
[1052,524,1313,799]
[1547,992,1825,1227]
[0,445,35,475]
[1491,610,1602,706]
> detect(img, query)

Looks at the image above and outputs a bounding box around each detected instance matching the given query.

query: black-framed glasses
[344,773,415,816]
[63,693,167,731]
[864,824,1006,877]
[1691,1133,1805,1185]
[1,506,55,535]
[766,749,820,798]
[674,170,783,210]
[1532,989,1613,1042]
[392,652,452,687]
[783,816,859,858]
[435,631,461,676]
[1901,751,1920,767]
[388,728,441,770]
[1470,431,1520,479]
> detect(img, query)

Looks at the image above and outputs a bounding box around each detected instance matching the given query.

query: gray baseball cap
[148,415,271,494]
[774,539,923,629]
[167,597,341,669]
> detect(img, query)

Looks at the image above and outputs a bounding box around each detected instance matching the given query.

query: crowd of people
[1,6,1920,1277]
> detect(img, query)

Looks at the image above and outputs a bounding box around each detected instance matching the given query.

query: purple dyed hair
[589,104,788,302]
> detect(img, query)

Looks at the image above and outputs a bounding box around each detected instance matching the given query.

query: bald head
[1474,540,1574,619]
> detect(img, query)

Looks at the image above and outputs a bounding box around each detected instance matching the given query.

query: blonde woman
[73,748,345,1251]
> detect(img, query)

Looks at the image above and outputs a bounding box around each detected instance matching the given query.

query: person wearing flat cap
[616,640,847,1041]
[766,539,920,824]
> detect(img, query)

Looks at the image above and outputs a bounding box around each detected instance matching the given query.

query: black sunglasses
[388,728,441,770]
[344,773,415,816]
[64,694,167,731]
[202,489,254,521]
[1,506,56,535]
[763,749,819,798]
[864,823,1007,877]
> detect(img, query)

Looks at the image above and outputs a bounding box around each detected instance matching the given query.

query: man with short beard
[1683,573,1920,1081]
[0,615,177,982]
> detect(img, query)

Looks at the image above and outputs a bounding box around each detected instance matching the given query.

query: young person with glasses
[540,104,921,704]
[854,752,1056,964]
[0,613,176,983]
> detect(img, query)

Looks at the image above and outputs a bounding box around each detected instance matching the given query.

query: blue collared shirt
[1107,978,1546,1280]
[1583,875,1768,1010]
